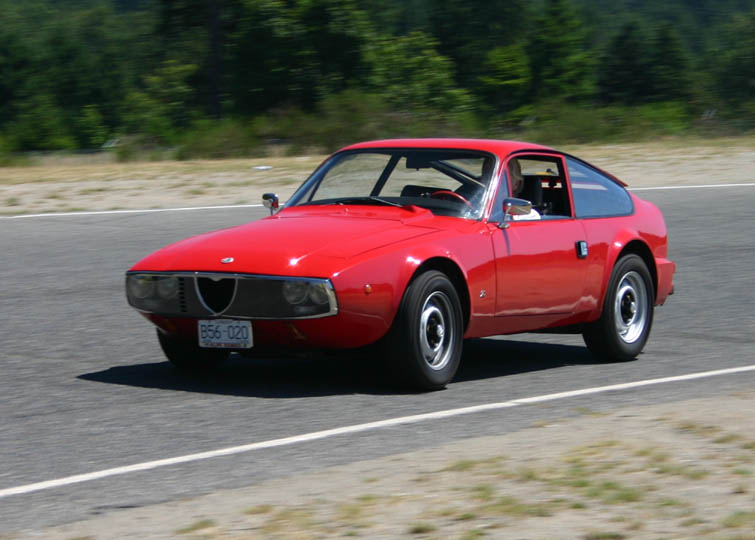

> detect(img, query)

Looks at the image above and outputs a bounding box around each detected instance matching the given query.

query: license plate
[198,319,252,349]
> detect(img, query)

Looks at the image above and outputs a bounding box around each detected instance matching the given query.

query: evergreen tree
[478,44,532,113]
[649,23,691,101]
[428,0,530,85]
[526,0,593,101]
[712,9,755,105]
[597,22,652,104]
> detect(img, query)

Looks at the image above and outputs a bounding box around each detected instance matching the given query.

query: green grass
[175,519,216,534]
[459,531,485,540]
[244,504,273,515]
[722,510,755,528]
[714,434,744,444]
[651,462,709,479]
[583,533,626,540]
[483,495,554,517]
[444,459,482,472]
[470,484,495,501]
[675,422,721,437]
[585,481,643,504]
[408,521,437,534]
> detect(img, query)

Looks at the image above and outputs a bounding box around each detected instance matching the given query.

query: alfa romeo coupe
[126,139,675,390]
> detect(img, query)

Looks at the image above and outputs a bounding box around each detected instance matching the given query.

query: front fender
[330,229,496,345]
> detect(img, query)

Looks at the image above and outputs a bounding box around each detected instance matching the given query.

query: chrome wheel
[419,291,455,370]
[387,270,463,390]
[613,270,649,344]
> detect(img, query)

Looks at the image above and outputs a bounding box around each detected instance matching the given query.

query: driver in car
[509,158,541,221]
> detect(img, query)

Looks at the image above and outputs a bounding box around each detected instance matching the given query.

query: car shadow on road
[78,337,609,398]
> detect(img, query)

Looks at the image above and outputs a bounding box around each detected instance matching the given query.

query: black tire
[583,254,655,362]
[386,270,464,391]
[157,329,228,372]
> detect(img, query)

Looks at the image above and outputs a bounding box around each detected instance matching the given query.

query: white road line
[629,182,755,191]
[1,364,753,500]
[0,203,263,219]
[2,182,754,219]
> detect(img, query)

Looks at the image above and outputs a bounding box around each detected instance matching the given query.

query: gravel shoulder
[2,137,754,216]
[11,390,755,539]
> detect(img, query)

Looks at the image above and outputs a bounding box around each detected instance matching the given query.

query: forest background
[0,0,753,162]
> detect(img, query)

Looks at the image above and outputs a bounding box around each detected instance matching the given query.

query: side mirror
[499,197,532,229]
[262,193,279,215]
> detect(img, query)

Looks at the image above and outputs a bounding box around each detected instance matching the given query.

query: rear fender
[593,230,657,318]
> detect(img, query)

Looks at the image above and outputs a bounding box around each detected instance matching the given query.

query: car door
[489,153,589,329]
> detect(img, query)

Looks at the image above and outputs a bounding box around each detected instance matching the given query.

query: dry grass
[2,137,754,216]
[16,391,755,540]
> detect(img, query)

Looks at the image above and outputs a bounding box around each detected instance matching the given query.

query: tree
[156,0,244,118]
[365,31,473,114]
[122,61,198,142]
[526,0,593,101]
[597,22,652,104]
[228,0,304,114]
[478,44,532,113]
[294,0,372,103]
[428,0,530,85]
[711,9,755,105]
[648,23,691,102]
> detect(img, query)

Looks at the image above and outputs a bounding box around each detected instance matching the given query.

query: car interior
[516,156,572,218]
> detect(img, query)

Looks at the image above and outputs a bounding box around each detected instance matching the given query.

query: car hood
[130,206,442,277]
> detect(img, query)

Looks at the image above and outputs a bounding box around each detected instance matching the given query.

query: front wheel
[386,270,464,391]
[583,254,654,361]
[157,330,228,372]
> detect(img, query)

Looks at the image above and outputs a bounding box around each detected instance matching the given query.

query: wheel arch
[617,240,657,301]
[408,257,471,332]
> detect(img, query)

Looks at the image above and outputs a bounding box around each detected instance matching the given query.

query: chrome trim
[480,155,501,221]
[125,271,339,319]
[194,274,239,316]
[262,193,279,215]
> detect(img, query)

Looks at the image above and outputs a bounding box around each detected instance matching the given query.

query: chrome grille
[196,276,237,314]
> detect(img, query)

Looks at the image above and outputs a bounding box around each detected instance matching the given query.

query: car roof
[340,138,555,158]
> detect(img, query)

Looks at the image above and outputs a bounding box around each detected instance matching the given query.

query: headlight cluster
[281,280,331,306]
[127,275,180,300]
[126,274,183,314]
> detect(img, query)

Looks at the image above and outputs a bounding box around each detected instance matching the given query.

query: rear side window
[567,157,633,218]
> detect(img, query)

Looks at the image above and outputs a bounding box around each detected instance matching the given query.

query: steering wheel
[430,190,474,210]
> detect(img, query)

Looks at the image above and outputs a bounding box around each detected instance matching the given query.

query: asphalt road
[1,186,754,533]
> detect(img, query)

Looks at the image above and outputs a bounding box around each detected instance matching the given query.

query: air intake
[197,276,237,314]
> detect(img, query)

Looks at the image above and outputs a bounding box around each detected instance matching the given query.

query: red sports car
[126,139,675,390]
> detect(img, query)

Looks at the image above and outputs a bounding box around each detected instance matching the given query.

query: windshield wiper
[336,196,405,208]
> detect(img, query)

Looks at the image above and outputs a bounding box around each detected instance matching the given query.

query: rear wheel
[157,330,228,372]
[387,270,463,391]
[583,254,654,361]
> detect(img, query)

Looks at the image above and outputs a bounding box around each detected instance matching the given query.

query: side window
[490,154,572,221]
[567,157,633,218]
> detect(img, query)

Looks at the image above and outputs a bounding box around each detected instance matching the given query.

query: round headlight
[282,280,309,304]
[307,283,330,305]
[155,276,179,299]
[127,275,154,299]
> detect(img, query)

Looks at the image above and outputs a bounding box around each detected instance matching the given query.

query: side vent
[178,277,187,313]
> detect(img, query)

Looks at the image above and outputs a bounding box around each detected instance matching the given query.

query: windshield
[286,149,497,219]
